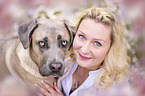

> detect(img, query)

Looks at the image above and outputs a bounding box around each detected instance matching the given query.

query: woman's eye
[94,41,101,46]
[79,35,85,40]
[38,41,46,48]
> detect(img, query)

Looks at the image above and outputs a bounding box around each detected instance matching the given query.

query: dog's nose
[49,62,62,72]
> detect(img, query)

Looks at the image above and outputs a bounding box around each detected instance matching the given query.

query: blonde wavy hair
[68,7,130,88]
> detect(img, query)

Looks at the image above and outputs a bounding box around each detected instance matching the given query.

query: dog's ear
[18,20,38,49]
[64,20,75,50]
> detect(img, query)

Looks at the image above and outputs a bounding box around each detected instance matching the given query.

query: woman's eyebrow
[78,30,86,36]
[78,30,107,44]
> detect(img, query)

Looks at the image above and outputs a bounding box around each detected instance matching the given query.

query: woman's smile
[78,52,92,60]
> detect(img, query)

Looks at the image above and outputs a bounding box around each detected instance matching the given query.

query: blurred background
[0,0,145,95]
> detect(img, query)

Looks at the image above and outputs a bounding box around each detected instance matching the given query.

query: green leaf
[125,24,130,30]
[53,11,61,15]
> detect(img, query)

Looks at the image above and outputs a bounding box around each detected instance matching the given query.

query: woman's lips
[79,53,92,60]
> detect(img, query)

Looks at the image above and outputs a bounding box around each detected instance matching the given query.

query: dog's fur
[0,18,73,91]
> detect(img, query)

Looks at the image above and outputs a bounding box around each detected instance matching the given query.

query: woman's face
[73,18,112,70]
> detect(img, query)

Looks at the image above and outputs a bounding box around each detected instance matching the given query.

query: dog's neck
[16,43,43,78]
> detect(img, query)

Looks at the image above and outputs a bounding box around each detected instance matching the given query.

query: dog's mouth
[39,71,63,77]
[50,73,62,77]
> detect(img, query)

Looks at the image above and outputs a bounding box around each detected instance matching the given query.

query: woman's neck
[70,65,89,93]
[78,65,89,77]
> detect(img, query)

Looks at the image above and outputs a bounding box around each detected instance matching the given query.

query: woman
[36,7,130,96]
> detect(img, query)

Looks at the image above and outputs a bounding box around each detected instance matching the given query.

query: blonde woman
[37,7,130,96]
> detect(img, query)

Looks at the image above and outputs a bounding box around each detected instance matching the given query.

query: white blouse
[61,60,101,96]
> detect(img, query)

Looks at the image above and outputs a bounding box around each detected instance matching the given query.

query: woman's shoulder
[77,76,133,96]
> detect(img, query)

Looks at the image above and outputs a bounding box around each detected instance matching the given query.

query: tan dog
[0,18,73,91]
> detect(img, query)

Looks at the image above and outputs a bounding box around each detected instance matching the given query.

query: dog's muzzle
[39,61,63,77]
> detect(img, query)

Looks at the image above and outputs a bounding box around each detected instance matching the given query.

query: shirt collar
[73,61,102,88]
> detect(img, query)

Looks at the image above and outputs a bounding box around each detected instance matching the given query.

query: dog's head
[18,19,74,77]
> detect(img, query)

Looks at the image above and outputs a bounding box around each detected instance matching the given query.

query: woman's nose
[81,42,90,53]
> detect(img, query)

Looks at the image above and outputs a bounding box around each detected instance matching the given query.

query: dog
[0,18,73,94]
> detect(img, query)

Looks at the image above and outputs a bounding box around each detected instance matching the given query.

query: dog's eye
[61,40,68,48]
[38,41,46,48]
